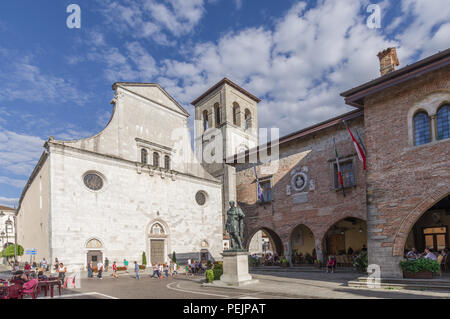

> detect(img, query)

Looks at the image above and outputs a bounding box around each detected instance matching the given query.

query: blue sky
[0,0,449,206]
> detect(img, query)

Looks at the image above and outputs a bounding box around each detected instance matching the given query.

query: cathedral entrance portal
[87,250,103,268]
[150,239,165,264]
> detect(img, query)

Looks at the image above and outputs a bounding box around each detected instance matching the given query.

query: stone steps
[348,277,450,291]
[250,266,355,273]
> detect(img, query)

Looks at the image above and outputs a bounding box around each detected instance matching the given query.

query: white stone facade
[17,83,223,271]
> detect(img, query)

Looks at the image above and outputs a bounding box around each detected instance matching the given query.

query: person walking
[104,257,109,272]
[158,263,164,279]
[134,261,140,279]
[151,264,159,278]
[123,259,129,273]
[112,261,118,279]
[87,261,93,278]
[164,264,169,278]
[171,261,178,277]
[97,260,104,279]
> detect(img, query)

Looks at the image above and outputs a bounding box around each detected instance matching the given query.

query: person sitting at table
[406,248,418,260]
[12,270,29,284]
[326,256,336,273]
[38,271,48,281]
[424,248,437,260]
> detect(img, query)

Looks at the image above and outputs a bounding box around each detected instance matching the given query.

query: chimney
[377,47,400,76]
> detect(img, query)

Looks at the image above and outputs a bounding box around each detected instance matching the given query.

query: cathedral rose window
[83,173,104,191]
[196,191,206,206]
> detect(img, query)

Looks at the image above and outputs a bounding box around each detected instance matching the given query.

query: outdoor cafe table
[37,279,62,298]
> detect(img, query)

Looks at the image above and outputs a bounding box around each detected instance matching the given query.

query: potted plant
[304,253,313,264]
[314,259,322,268]
[400,258,440,279]
[280,257,290,267]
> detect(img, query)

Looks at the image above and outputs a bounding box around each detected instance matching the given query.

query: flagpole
[333,138,345,197]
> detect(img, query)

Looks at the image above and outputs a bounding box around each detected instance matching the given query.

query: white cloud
[98,0,206,45]
[0,197,18,207]
[0,176,26,188]
[0,127,44,177]
[89,0,450,137]
[0,53,89,106]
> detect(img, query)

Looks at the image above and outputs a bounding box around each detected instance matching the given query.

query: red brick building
[229,48,450,277]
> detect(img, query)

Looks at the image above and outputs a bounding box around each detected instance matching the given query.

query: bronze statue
[225,200,245,250]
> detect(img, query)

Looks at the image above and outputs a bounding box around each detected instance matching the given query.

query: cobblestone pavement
[13,270,450,299]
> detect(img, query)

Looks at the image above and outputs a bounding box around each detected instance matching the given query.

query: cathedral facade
[16,83,224,270]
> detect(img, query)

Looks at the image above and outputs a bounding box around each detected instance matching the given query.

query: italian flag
[346,125,366,170]
[334,139,345,197]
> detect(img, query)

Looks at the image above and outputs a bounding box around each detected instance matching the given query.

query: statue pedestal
[216,251,258,287]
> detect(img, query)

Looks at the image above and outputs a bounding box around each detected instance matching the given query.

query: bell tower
[192,78,260,234]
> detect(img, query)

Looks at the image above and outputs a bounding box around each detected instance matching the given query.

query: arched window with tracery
[141,148,148,164]
[437,104,450,141]
[244,109,251,129]
[153,152,160,167]
[203,110,209,131]
[414,111,431,146]
[214,103,220,126]
[233,102,240,126]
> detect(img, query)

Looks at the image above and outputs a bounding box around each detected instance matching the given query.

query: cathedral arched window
[153,152,160,167]
[164,155,170,170]
[203,110,209,131]
[437,104,450,141]
[413,111,431,146]
[214,103,220,126]
[233,102,240,126]
[244,109,252,129]
[86,238,103,249]
[141,148,148,164]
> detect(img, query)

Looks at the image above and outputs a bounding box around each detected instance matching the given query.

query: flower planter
[403,271,433,279]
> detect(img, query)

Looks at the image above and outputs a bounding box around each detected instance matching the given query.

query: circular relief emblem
[83,173,104,191]
[290,171,308,192]
[195,191,206,206]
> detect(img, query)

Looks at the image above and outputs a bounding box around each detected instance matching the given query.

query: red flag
[345,123,366,170]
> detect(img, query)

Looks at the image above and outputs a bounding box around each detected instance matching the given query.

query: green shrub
[212,262,223,280]
[172,251,177,263]
[400,258,440,273]
[205,269,214,283]
[248,255,259,267]
[142,252,147,266]
[353,251,368,272]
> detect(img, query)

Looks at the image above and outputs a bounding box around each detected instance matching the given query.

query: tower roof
[191,78,261,106]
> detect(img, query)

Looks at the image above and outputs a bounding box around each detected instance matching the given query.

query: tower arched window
[244,109,251,130]
[164,155,170,170]
[413,111,431,146]
[153,152,160,167]
[233,103,240,126]
[203,110,209,131]
[437,104,450,141]
[141,148,148,164]
[214,103,220,126]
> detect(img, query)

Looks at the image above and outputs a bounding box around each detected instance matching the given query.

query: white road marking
[39,292,118,299]
[166,282,230,298]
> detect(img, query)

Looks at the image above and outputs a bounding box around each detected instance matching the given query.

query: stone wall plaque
[293,192,308,204]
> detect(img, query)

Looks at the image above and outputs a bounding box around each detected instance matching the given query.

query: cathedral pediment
[113,82,190,117]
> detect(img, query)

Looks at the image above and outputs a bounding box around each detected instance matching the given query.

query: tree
[172,251,177,263]
[0,244,24,258]
[142,251,147,266]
